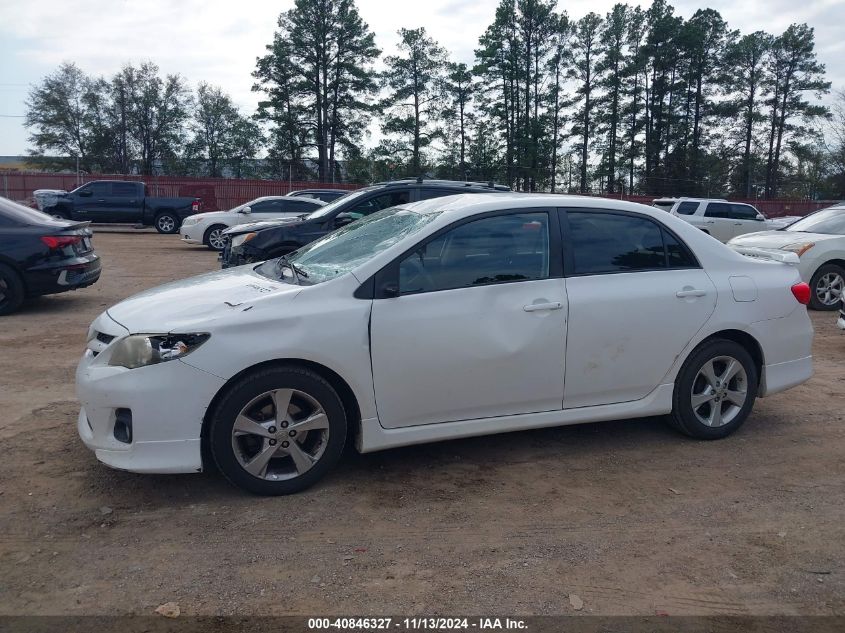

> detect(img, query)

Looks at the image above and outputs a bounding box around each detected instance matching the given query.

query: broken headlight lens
[108,333,210,369]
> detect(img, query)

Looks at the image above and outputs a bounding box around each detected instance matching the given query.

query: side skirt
[357,383,675,453]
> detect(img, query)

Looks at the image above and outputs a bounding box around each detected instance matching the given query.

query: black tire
[154,211,180,234]
[209,366,347,495]
[203,224,229,251]
[669,339,758,440]
[809,263,845,311]
[0,263,25,316]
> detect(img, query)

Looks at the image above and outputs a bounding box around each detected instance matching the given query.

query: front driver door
[370,209,567,429]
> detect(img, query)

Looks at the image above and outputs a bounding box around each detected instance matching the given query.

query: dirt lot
[0,231,843,617]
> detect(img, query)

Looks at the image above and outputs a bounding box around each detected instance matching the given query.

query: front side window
[398,213,550,294]
[345,191,410,219]
[730,204,760,220]
[568,211,695,275]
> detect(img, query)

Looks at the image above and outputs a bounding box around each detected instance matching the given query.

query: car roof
[249,195,325,205]
[675,197,729,202]
[372,178,511,192]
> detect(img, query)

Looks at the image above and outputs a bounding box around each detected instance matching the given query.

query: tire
[669,339,758,440]
[154,211,180,234]
[809,263,845,311]
[209,366,347,495]
[0,263,25,316]
[203,224,229,251]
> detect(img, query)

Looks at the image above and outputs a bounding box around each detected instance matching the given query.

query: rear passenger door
[561,209,716,409]
[701,202,736,242]
[103,182,143,222]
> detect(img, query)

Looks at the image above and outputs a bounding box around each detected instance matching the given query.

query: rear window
[0,196,56,225]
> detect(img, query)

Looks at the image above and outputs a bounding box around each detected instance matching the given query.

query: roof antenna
[416,176,423,184]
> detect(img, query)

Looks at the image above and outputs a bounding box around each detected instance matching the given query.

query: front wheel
[204,224,229,251]
[154,212,179,234]
[669,339,758,439]
[209,366,347,495]
[809,264,845,310]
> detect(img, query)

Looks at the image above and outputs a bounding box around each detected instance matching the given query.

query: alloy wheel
[208,228,228,250]
[815,272,844,307]
[230,388,330,481]
[690,355,748,428]
[157,216,176,232]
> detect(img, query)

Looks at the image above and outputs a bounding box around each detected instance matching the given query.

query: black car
[221,179,510,267]
[40,180,201,234]
[0,197,101,315]
[287,188,351,203]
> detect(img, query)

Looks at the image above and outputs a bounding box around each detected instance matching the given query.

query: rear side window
[567,211,697,275]
[676,201,699,215]
[704,202,731,218]
[112,182,137,197]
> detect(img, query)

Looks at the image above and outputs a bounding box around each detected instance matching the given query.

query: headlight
[231,232,257,248]
[782,242,815,257]
[108,333,210,369]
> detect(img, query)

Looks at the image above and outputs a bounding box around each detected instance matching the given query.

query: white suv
[670,198,798,243]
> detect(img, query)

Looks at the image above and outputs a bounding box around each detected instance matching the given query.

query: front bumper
[180,222,205,244]
[25,254,101,296]
[76,319,227,474]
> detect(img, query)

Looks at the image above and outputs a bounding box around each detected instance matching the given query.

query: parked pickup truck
[669,197,801,243]
[40,180,201,234]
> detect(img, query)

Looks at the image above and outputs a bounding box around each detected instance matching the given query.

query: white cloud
[0,0,842,155]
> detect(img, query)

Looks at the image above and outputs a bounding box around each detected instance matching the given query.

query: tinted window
[568,211,695,274]
[676,201,699,215]
[398,212,550,294]
[418,188,462,201]
[704,202,731,218]
[730,204,759,220]
[112,182,137,197]
[346,191,410,218]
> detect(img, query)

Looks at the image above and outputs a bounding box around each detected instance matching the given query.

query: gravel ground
[0,231,843,617]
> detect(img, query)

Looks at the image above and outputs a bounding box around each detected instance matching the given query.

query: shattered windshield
[256,207,441,284]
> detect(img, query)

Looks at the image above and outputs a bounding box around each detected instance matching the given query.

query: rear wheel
[154,212,179,234]
[669,339,758,439]
[809,264,844,310]
[209,366,347,495]
[204,224,229,251]
[0,263,25,316]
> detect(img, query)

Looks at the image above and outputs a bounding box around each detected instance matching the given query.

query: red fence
[0,172,360,211]
[0,171,836,216]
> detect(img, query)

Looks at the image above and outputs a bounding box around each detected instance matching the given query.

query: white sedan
[728,204,845,310]
[180,196,325,250]
[77,194,813,495]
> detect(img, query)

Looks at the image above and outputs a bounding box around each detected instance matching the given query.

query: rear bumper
[24,254,101,296]
[761,356,813,397]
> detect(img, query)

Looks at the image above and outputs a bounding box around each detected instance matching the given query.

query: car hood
[729,230,841,248]
[223,216,305,235]
[106,265,300,333]
[192,210,231,221]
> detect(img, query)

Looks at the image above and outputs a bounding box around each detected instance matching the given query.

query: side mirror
[240,205,251,215]
[78,189,92,198]
[756,214,765,221]
[334,212,354,227]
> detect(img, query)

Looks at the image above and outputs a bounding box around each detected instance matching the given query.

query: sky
[0,0,843,156]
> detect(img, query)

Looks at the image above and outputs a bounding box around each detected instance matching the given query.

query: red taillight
[191,200,200,212]
[41,235,81,249]
[791,282,811,305]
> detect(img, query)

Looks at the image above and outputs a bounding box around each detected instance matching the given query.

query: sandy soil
[0,231,843,617]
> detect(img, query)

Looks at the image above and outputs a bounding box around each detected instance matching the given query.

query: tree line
[25,0,844,199]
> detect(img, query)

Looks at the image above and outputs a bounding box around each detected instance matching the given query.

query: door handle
[97,199,106,202]
[733,222,743,225]
[523,302,563,312]
[704,220,715,224]
[676,289,707,298]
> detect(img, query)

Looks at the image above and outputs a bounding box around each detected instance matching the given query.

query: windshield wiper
[275,255,308,283]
